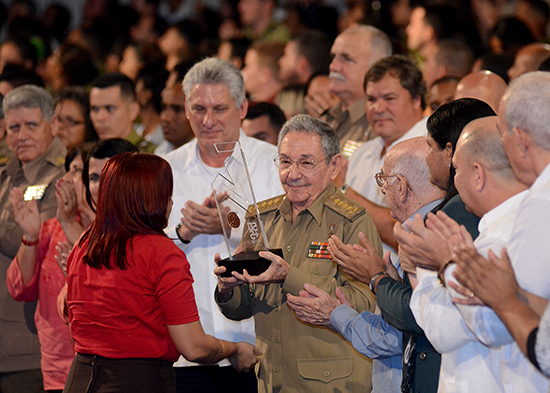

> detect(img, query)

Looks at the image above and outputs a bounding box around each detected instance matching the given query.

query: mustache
[329,71,346,83]
[284,178,308,187]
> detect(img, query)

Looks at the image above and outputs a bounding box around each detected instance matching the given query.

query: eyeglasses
[52,116,85,128]
[274,155,327,172]
[374,172,412,190]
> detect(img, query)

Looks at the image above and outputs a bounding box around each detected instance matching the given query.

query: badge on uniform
[24,184,47,201]
[308,241,332,259]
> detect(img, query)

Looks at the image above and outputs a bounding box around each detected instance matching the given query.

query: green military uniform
[126,129,157,153]
[0,139,13,164]
[0,137,65,375]
[217,185,382,393]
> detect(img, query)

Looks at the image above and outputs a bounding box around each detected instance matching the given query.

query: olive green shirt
[217,185,382,393]
[126,129,157,153]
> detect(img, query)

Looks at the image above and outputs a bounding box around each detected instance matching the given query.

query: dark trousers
[175,365,257,393]
[63,353,176,393]
[0,369,45,393]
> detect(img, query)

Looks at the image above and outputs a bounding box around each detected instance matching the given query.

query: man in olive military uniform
[0,85,66,392]
[215,114,381,393]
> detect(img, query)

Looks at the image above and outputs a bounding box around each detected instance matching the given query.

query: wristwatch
[369,271,390,294]
[175,223,190,244]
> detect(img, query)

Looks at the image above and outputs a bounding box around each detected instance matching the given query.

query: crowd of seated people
[1,0,550,392]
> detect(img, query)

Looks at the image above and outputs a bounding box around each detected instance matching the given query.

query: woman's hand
[56,179,78,224]
[228,342,264,372]
[10,187,40,242]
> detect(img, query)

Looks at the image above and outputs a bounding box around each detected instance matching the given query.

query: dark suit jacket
[377,194,480,393]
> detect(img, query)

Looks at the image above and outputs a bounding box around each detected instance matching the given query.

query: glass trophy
[211,141,282,277]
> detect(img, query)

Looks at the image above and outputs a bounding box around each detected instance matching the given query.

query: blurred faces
[242,115,279,145]
[278,41,300,85]
[160,84,193,148]
[420,44,442,88]
[329,30,373,106]
[366,73,422,145]
[90,86,139,140]
[88,157,109,204]
[6,107,54,164]
[0,41,23,73]
[406,7,432,51]
[425,134,451,189]
[185,83,246,155]
[242,49,263,98]
[52,99,87,150]
[278,131,339,212]
[158,27,185,56]
[238,0,263,27]
[119,46,141,81]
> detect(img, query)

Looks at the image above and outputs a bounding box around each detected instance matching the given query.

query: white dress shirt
[164,131,283,367]
[411,189,549,392]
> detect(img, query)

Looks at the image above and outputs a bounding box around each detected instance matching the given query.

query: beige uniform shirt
[321,97,374,151]
[218,185,382,393]
[0,137,66,372]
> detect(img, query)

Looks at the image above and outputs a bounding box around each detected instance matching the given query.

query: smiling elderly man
[0,85,65,392]
[215,114,381,393]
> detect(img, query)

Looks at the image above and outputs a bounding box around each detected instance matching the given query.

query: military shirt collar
[8,137,65,183]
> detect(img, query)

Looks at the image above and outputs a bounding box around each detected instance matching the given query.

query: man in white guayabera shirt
[164,57,283,393]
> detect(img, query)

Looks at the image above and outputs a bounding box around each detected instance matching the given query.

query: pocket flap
[297,358,352,383]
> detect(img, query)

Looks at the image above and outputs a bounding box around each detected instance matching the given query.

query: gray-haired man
[163,57,283,393]
[0,85,66,392]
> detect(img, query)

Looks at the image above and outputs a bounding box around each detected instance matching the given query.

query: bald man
[401,117,530,392]
[508,43,550,81]
[454,71,508,113]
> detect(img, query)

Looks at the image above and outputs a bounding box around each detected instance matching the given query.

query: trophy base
[218,249,283,277]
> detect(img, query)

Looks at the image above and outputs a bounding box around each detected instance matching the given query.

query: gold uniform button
[314,269,320,275]
[287,245,292,252]
[419,352,427,361]
[273,337,279,343]
[324,371,330,377]
[274,366,280,372]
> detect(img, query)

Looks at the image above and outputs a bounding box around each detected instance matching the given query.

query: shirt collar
[478,190,529,234]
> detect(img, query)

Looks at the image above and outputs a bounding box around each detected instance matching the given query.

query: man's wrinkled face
[6,107,53,164]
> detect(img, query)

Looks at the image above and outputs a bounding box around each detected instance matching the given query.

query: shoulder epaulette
[248,194,285,215]
[0,157,9,166]
[324,192,365,221]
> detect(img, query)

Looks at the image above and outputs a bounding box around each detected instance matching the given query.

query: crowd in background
[2,0,550,392]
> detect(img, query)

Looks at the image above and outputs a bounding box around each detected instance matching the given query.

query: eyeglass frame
[273,154,330,173]
[374,171,412,191]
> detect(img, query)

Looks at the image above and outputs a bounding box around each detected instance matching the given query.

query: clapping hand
[328,232,385,285]
[11,187,40,243]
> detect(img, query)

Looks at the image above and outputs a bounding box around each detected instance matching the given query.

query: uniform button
[274,366,280,372]
[287,245,292,252]
[324,371,330,377]
[314,269,320,275]
[419,352,427,361]
[273,337,279,343]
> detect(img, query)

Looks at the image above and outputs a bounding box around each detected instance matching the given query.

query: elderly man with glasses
[286,136,445,393]
[215,114,381,393]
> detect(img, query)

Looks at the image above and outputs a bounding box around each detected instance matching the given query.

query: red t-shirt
[66,234,199,362]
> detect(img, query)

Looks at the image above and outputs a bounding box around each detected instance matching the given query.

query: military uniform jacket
[217,185,382,393]
[0,137,66,372]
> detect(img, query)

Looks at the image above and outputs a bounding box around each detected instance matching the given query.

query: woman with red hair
[63,153,260,393]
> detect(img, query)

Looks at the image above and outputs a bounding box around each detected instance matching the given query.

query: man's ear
[472,162,486,192]
[239,98,249,120]
[513,127,531,158]
[329,154,343,180]
[398,175,410,203]
[129,101,140,122]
